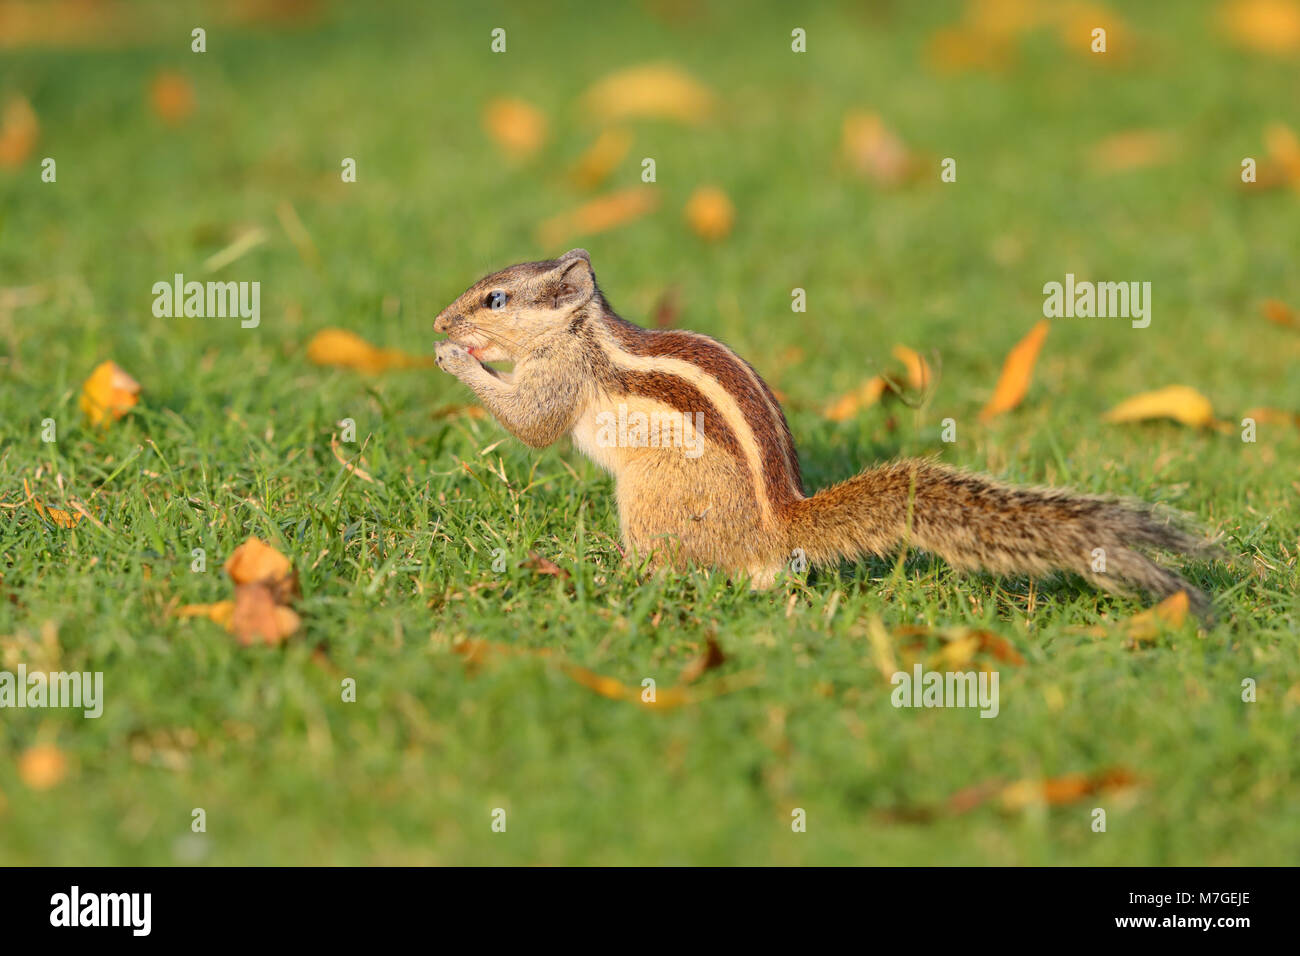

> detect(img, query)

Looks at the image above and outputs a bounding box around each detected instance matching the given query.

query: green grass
[1,0,1297,864]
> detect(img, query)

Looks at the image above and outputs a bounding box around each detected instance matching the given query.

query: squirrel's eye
[484,290,508,310]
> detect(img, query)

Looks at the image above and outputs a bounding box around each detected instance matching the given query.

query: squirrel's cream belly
[568,395,785,580]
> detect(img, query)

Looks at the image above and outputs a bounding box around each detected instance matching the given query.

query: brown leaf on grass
[1261,298,1298,328]
[523,551,570,579]
[1243,406,1300,427]
[841,111,913,187]
[679,636,725,684]
[684,186,734,240]
[536,187,658,247]
[306,328,433,373]
[1123,590,1191,643]
[1053,2,1132,58]
[581,63,713,124]
[569,128,632,189]
[22,479,82,529]
[823,376,888,422]
[979,319,1049,421]
[176,537,300,646]
[229,582,300,646]
[999,767,1138,810]
[892,344,932,390]
[482,97,547,159]
[224,536,298,598]
[452,637,755,709]
[895,625,1027,668]
[79,360,140,426]
[0,94,38,167]
[18,744,68,790]
[174,601,235,628]
[925,26,1015,73]
[149,71,195,124]
[1089,129,1176,172]
[1219,0,1300,54]
[1103,385,1216,428]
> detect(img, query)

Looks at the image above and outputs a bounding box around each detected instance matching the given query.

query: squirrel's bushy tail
[787,459,1213,613]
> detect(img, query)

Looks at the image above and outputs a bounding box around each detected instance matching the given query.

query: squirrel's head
[434,249,599,363]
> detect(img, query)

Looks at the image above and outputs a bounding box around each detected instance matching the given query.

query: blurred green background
[0,0,1297,864]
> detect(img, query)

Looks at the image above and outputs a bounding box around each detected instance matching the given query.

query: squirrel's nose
[434,310,455,333]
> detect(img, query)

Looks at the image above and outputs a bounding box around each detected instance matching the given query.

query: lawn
[0,0,1297,865]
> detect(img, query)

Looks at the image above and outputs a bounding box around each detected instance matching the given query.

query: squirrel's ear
[546,252,595,308]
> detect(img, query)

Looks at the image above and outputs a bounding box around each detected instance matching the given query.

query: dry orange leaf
[979,320,1049,421]
[892,344,932,390]
[1089,129,1176,172]
[79,360,140,427]
[175,601,235,628]
[306,328,432,373]
[684,186,734,240]
[1053,1,1131,58]
[176,537,300,646]
[0,94,38,167]
[1103,385,1215,428]
[229,583,300,646]
[824,376,888,422]
[1124,591,1191,643]
[482,97,547,159]
[225,536,294,588]
[1219,0,1300,54]
[149,71,195,124]
[581,63,713,125]
[536,187,658,247]
[570,128,632,189]
[22,478,84,529]
[999,767,1137,811]
[18,744,68,790]
[1244,406,1300,427]
[841,110,912,187]
[1261,298,1298,328]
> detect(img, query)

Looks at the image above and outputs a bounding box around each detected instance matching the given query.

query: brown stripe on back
[602,315,803,512]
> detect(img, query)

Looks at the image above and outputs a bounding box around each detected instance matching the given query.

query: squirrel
[434,249,1212,612]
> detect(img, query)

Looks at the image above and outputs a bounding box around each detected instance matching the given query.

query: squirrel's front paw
[435,340,475,375]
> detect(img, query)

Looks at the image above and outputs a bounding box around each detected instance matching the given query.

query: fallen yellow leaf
[892,344,932,390]
[581,63,713,124]
[684,186,734,240]
[1219,0,1300,54]
[841,110,912,187]
[824,376,888,422]
[0,94,38,167]
[175,601,235,628]
[1261,298,1298,328]
[536,187,658,247]
[570,128,632,189]
[1243,406,1300,427]
[306,328,432,373]
[18,745,68,790]
[1089,129,1176,172]
[482,97,547,159]
[79,360,140,426]
[149,71,195,124]
[1103,385,1216,427]
[1124,591,1190,642]
[979,320,1050,421]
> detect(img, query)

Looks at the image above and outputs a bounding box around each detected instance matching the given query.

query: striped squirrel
[434,249,1212,611]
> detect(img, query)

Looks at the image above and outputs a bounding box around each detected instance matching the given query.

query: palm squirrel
[434,249,1211,610]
